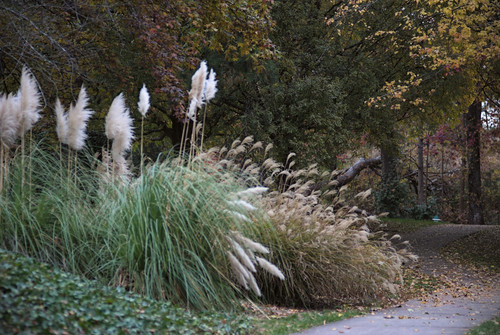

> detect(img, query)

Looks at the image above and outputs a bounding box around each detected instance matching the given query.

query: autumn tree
[412,0,500,224]
[0,0,275,153]
[206,0,454,171]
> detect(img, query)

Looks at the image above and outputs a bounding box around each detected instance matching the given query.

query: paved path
[293,225,500,335]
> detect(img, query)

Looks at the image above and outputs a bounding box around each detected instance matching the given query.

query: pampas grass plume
[228,200,257,211]
[256,256,285,280]
[186,99,198,121]
[228,237,256,273]
[105,93,126,140]
[0,93,20,148]
[189,60,207,108]
[227,251,250,290]
[18,66,41,136]
[67,86,94,151]
[247,272,262,296]
[237,186,269,197]
[106,93,134,171]
[138,84,150,117]
[227,210,251,222]
[54,98,68,145]
[204,68,217,102]
[231,231,270,254]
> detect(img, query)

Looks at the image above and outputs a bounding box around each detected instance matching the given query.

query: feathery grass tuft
[0,93,21,148]
[105,93,134,176]
[18,66,42,137]
[67,86,94,151]
[138,84,151,117]
[138,84,150,175]
[188,60,208,110]
[54,98,69,145]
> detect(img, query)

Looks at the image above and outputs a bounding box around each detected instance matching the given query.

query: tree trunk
[459,114,467,223]
[466,99,484,225]
[417,138,425,205]
[381,146,398,185]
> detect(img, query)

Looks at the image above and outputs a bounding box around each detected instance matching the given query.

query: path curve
[293,224,500,335]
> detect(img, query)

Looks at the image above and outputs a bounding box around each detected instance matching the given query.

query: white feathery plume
[241,135,254,147]
[54,98,68,144]
[231,231,270,254]
[106,93,134,170]
[18,67,41,136]
[227,210,252,222]
[247,272,262,296]
[227,237,256,273]
[188,60,207,109]
[228,199,257,211]
[67,86,94,151]
[204,68,217,102]
[112,111,134,159]
[186,99,198,121]
[105,93,126,140]
[236,186,269,197]
[250,141,263,151]
[0,93,21,148]
[138,84,150,117]
[390,234,401,240]
[256,256,285,280]
[264,143,273,156]
[226,252,249,290]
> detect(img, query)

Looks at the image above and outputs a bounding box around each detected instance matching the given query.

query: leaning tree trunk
[334,156,381,187]
[466,99,484,225]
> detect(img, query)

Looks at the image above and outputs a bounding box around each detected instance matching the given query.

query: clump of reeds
[1,68,286,311]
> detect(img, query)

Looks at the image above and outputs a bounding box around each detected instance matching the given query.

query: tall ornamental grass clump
[207,138,416,307]
[0,144,283,310]
[111,157,275,309]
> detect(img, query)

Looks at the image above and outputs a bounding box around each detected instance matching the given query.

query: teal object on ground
[432,215,441,222]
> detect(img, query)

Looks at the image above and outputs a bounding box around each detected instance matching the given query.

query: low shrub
[0,248,253,334]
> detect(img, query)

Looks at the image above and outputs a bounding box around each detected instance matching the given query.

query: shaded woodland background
[1,0,499,224]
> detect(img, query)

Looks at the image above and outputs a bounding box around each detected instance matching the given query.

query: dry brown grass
[203,137,415,307]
